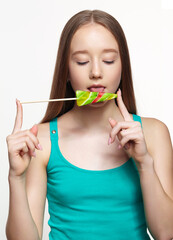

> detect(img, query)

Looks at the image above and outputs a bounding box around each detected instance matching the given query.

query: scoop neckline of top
[54,114,136,173]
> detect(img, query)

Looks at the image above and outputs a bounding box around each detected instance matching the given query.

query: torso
[38,112,152,171]
[57,118,130,171]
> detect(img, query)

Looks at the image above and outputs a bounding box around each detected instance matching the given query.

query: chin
[84,101,107,108]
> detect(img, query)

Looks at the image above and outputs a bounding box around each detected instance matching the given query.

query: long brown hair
[39,10,137,124]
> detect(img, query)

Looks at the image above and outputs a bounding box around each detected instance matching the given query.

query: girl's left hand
[108,89,149,164]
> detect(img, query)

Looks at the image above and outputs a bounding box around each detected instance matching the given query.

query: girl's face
[68,23,122,97]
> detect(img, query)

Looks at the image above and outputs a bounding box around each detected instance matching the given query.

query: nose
[89,60,103,79]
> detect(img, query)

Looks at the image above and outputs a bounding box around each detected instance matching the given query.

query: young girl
[6,10,173,240]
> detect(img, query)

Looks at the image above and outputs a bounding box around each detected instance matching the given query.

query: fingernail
[16,98,21,105]
[32,124,37,129]
[109,117,113,121]
[108,137,112,145]
[32,151,36,157]
[118,144,122,149]
[37,144,43,150]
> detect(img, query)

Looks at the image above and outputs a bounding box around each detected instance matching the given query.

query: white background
[1,0,173,239]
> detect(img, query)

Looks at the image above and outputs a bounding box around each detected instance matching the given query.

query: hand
[108,89,149,164]
[6,99,43,178]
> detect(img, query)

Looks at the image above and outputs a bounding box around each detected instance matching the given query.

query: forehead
[70,23,119,53]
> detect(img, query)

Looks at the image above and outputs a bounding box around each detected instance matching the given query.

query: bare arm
[7,174,42,240]
[6,99,48,240]
[139,118,173,240]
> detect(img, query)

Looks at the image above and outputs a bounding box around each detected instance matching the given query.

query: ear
[109,118,117,128]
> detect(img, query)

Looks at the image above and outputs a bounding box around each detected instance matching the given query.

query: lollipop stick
[20,97,77,104]
[20,90,117,105]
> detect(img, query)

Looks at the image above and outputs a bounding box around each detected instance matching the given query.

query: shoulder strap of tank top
[49,117,58,141]
[132,114,143,129]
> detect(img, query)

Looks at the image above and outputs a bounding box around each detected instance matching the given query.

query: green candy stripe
[76,90,87,99]
[83,92,98,105]
[76,91,98,106]
[76,90,89,106]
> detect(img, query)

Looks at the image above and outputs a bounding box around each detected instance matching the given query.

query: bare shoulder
[141,116,171,144]
[141,116,172,151]
[141,116,167,129]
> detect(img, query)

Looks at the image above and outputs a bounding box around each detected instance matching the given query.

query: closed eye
[77,61,89,65]
[104,60,115,64]
[76,60,115,65]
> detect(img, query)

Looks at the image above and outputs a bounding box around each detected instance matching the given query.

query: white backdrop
[1,0,173,239]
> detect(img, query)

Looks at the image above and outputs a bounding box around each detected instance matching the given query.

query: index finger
[117,89,132,121]
[12,99,23,134]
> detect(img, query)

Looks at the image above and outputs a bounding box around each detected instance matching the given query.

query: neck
[70,100,123,131]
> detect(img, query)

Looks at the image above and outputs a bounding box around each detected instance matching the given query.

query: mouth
[87,86,105,93]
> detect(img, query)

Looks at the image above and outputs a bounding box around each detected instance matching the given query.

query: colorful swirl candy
[76,90,117,106]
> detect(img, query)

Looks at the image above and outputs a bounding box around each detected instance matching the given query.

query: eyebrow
[71,48,119,56]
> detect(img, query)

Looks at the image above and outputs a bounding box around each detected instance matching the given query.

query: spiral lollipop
[20,90,117,106]
[76,90,117,106]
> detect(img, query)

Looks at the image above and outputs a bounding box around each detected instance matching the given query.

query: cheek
[68,63,86,89]
[69,63,78,81]
[69,60,84,73]
[107,63,122,92]
[108,62,122,82]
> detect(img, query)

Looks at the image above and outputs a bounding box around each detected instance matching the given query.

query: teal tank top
[46,114,151,240]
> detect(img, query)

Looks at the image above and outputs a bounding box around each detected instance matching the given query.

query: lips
[88,87,105,92]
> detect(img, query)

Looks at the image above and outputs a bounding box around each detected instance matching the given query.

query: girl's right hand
[6,99,42,178]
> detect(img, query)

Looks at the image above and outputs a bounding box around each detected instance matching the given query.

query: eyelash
[104,60,115,64]
[77,60,115,65]
[77,61,89,65]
